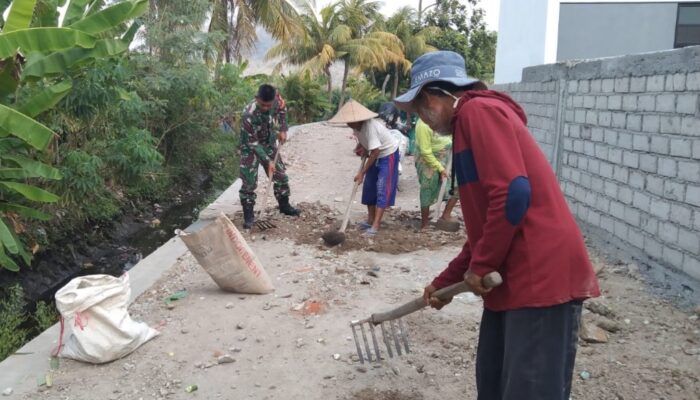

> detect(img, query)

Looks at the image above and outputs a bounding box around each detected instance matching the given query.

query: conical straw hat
[328,99,378,124]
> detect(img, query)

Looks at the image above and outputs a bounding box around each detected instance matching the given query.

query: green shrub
[193,134,240,191]
[55,150,106,203]
[53,150,120,222]
[33,301,58,332]
[0,285,28,361]
[279,72,332,124]
[347,78,387,112]
[106,128,164,185]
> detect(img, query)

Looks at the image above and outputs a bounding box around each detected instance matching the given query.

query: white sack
[54,273,158,364]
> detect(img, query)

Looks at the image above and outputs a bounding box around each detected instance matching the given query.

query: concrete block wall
[493,46,700,280]
[492,81,561,165]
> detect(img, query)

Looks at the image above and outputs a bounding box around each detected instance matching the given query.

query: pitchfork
[349,271,502,363]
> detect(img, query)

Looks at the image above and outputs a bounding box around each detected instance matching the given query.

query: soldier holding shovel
[239,84,300,229]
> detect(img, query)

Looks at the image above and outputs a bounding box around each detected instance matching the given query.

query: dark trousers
[476,300,583,400]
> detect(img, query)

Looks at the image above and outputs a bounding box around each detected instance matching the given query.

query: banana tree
[0,0,146,271]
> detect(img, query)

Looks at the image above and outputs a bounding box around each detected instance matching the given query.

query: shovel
[433,152,459,232]
[255,143,282,231]
[322,156,367,246]
[349,271,502,363]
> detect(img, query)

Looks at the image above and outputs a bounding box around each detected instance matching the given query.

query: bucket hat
[394,51,478,111]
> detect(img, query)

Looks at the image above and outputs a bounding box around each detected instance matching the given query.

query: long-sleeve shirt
[239,93,288,162]
[415,119,452,172]
[431,90,600,311]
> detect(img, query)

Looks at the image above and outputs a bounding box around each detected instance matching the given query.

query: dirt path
[18,124,699,400]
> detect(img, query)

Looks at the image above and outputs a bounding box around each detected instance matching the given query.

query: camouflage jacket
[239,93,288,163]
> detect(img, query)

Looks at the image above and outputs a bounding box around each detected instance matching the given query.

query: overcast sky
[316,0,501,31]
[317,0,695,32]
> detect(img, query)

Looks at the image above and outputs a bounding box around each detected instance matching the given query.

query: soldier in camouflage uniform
[239,84,300,229]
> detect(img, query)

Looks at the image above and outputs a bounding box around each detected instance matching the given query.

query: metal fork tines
[350,318,411,363]
[255,220,276,230]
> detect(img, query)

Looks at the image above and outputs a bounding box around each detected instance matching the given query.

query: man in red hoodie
[394,51,600,400]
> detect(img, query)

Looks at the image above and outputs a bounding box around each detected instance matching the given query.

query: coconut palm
[266,1,342,103]
[207,0,302,64]
[267,0,404,107]
[384,6,437,97]
[334,0,405,106]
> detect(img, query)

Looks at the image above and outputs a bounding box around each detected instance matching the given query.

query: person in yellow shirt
[415,119,459,229]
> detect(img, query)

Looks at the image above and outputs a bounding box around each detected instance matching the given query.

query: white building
[494,0,700,84]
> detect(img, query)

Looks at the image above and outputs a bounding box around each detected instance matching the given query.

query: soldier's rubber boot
[278,196,300,216]
[243,204,255,229]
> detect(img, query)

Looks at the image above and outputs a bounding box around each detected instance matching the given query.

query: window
[675,2,700,48]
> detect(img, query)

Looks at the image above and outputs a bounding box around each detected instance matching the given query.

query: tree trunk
[418,0,423,25]
[381,74,391,97]
[325,65,333,104]
[392,63,400,99]
[339,59,350,108]
[148,0,157,56]
[226,0,235,64]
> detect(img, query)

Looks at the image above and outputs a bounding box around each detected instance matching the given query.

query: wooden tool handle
[433,152,453,222]
[339,156,367,233]
[262,143,282,208]
[370,271,502,324]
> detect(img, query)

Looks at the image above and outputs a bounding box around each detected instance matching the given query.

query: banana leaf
[124,0,147,21]
[69,0,146,35]
[62,0,92,26]
[0,28,97,60]
[9,228,31,264]
[22,38,126,78]
[85,0,103,16]
[0,181,59,202]
[0,167,30,179]
[0,104,55,150]
[0,242,20,271]
[4,0,39,32]
[0,203,51,220]
[0,216,18,254]
[121,19,141,44]
[17,80,72,117]
[1,155,62,179]
[0,137,27,152]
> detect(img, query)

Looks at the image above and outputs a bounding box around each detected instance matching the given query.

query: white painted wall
[494,0,700,84]
[557,3,678,61]
[494,0,560,84]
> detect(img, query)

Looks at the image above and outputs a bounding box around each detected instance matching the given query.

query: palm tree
[267,0,403,107]
[207,0,302,64]
[266,1,345,103]
[384,6,437,98]
[334,0,404,107]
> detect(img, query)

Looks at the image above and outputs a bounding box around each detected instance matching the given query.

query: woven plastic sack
[54,274,158,363]
[179,213,274,294]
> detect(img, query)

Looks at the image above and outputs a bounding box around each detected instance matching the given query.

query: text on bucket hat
[394,50,478,109]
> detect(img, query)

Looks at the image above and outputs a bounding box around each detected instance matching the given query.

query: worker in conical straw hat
[328,100,400,236]
[394,50,600,399]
